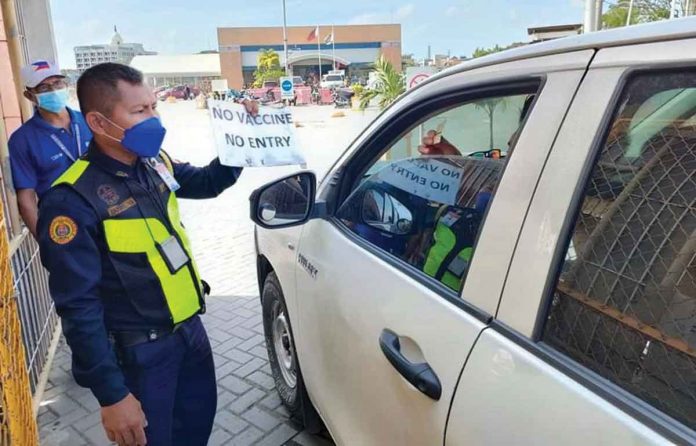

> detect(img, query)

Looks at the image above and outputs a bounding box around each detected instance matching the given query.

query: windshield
[325,75,342,81]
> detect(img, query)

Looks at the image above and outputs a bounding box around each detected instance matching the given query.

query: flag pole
[282,0,289,73]
[332,24,336,70]
[317,25,322,82]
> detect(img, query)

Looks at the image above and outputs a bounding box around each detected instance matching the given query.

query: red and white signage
[406,67,437,90]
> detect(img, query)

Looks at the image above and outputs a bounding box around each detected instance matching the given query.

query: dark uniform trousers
[117,316,216,446]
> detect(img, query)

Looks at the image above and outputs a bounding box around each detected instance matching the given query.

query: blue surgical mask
[36,88,69,113]
[101,115,166,158]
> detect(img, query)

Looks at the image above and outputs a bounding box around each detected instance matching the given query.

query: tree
[360,56,405,110]
[471,42,525,59]
[602,0,691,28]
[475,98,508,150]
[258,49,280,71]
[472,45,505,58]
[253,49,285,88]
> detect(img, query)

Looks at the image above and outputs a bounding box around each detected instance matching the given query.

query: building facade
[74,27,156,73]
[527,24,583,42]
[217,24,401,89]
[130,53,221,89]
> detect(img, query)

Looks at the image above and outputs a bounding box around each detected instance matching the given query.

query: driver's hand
[418,130,461,156]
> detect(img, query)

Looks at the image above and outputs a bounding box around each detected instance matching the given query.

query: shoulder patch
[49,216,78,245]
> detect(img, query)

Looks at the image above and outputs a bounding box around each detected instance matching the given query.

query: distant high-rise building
[74,26,156,72]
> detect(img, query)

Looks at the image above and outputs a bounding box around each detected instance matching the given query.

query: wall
[218,24,401,88]
[14,0,58,63]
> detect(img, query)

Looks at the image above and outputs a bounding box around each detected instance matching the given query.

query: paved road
[38,102,377,445]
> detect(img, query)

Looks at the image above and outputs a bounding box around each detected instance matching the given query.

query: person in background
[8,60,92,237]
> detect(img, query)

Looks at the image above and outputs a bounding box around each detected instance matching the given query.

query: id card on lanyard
[146,157,180,192]
[49,124,82,162]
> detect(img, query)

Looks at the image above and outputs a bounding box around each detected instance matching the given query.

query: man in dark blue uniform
[37,63,259,446]
[9,60,92,237]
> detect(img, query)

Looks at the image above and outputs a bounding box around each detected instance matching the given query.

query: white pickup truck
[250,18,696,446]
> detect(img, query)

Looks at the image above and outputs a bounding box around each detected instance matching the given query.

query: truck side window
[542,69,696,429]
[337,92,536,293]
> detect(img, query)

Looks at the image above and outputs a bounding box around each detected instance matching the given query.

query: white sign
[211,79,228,92]
[377,158,462,205]
[209,100,305,167]
[280,77,294,100]
[406,67,437,89]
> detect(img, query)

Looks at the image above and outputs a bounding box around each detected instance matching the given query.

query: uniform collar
[29,106,77,132]
[87,141,141,179]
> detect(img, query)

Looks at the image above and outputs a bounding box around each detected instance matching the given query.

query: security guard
[37,63,258,446]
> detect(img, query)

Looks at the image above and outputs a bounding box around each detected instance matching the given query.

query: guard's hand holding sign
[240,97,260,116]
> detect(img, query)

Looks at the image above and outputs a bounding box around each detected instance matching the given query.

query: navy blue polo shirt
[9,107,92,197]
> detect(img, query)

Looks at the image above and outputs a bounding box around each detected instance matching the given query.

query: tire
[262,272,305,419]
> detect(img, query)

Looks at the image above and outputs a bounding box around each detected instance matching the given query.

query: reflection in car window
[338,91,536,293]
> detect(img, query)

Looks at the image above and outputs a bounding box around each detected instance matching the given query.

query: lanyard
[49,124,82,162]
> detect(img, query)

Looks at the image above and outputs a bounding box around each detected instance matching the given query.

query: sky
[50,0,587,70]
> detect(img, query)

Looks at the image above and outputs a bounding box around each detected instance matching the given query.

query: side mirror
[249,172,317,229]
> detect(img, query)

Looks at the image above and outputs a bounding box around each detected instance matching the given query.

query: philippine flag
[32,61,50,71]
[307,26,319,42]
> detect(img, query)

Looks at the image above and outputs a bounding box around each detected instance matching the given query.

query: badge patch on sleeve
[49,216,78,245]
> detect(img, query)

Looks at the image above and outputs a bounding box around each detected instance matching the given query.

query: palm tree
[359,56,405,110]
[257,49,280,71]
[253,49,284,87]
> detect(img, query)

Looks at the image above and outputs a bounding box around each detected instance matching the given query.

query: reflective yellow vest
[53,153,204,324]
[423,206,481,291]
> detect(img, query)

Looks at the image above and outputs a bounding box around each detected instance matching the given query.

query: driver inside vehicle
[411,94,535,291]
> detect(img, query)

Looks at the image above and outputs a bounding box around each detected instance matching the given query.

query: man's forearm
[174,159,242,199]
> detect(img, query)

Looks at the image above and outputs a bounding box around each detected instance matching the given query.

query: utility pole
[584,0,597,32]
[626,0,634,25]
[670,0,678,18]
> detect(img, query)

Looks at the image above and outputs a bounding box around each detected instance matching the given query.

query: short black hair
[77,63,143,115]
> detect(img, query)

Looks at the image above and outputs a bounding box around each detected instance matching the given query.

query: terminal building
[217,24,401,88]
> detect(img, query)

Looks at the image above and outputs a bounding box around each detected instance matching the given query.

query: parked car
[157,85,200,101]
[153,85,170,96]
[320,74,344,89]
[292,76,305,86]
[250,19,696,445]
[262,80,279,89]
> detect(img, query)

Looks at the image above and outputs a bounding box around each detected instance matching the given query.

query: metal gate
[0,199,40,446]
